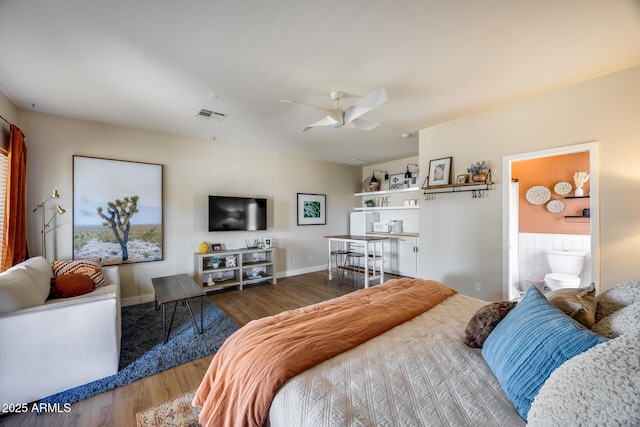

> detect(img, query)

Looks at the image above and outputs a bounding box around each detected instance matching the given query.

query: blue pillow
[482,286,607,421]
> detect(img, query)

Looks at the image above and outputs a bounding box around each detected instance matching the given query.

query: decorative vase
[472,171,487,183]
[198,241,209,254]
[575,188,584,197]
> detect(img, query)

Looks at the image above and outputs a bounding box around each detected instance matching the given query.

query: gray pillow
[464,301,517,348]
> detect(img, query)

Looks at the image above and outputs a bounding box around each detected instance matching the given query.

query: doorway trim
[502,141,599,300]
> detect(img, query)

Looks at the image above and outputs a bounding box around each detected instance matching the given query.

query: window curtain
[1,124,28,270]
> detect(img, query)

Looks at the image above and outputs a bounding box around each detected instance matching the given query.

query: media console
[194,247,276,292]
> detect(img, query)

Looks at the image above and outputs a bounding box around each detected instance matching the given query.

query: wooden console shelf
[194,247,276,292]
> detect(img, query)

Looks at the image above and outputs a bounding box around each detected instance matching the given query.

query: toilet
[544,250,586,291]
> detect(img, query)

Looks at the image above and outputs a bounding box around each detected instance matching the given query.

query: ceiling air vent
[196,109,228,122]
[343,159,367,166]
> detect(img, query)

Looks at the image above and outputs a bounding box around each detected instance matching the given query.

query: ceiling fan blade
[281,99,343,124]
[343,88,388,124]
[302,116,339,132]
[345,118,380,131]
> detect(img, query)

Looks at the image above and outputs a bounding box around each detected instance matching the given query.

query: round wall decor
[554,181,572,195]
[525,186,551,205]
[547,200,565,213]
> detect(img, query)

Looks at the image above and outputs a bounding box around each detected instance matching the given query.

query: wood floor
[0,270,392,427]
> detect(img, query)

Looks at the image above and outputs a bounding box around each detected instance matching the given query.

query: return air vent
[196,109,228,122]
[342,158,367,166]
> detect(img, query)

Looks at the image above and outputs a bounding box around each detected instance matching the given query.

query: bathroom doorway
[502,141,599,300]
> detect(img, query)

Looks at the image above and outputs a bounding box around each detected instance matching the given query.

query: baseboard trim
[121,294,155,307]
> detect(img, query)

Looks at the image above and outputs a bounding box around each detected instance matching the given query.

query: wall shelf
[423,182,494,200]
[422,169,494,200]
[564,195,590,199]
[355,205,419,211]
[564,216,590,222]
[354,187,421,197]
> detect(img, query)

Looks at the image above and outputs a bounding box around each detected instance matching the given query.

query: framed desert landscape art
[73,155,164,265]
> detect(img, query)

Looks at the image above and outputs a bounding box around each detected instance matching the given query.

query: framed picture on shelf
[456,173,469,184]
[408,173,420,188]
[297,193,326,225]
[389,173,409,190]
[211,243,222,251]
[427,157,452,186]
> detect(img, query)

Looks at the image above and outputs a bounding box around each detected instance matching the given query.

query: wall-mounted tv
[208,195,267,232]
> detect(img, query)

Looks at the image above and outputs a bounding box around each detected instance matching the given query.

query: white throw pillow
[22,256,54,302]
[0,267,44,314]
[528,328,640,426]
[595,281,640,322]
[591,302,640,339]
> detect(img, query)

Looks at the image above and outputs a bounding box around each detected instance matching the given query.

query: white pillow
[595,281,640,322]
[528,328,640,426]
[22,256,54,302]
[0,267,44,314]
[591,302,640,338]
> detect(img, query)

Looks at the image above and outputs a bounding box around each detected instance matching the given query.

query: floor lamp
[33,189,66,259]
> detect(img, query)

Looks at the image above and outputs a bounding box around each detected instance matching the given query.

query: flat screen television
[208,195,267,231]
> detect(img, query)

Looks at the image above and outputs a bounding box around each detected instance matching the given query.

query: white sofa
[0,256,121,405]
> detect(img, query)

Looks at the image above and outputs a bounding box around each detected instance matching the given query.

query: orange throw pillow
[51,258,107,288]
[49,273,94,299]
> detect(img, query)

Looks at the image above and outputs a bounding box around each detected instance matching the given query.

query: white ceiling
[1,1,639,165]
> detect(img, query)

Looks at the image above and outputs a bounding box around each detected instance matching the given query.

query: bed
[192,278,640,427]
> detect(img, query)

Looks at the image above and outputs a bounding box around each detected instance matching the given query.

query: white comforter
[269,294,525,427]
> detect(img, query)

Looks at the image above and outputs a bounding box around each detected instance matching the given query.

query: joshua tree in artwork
[97,196,139,262]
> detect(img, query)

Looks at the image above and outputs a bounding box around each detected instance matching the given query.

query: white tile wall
[517,232,591,291]
[377,209,419,234]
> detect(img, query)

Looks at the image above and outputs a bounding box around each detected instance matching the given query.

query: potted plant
[364,198,375,207]
[467,161,488,182]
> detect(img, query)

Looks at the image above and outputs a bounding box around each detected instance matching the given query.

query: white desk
[325,235,388,288]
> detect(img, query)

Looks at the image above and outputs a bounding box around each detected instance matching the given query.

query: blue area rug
[41,298,238,406]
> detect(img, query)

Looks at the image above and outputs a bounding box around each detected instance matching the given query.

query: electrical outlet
[475,282,481,291]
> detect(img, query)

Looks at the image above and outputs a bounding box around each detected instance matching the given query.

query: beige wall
[419,65,640,300]
[361,156,420,204]
[0,91,17,150]
[8,111,360,305]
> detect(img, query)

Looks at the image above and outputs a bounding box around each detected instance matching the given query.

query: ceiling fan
[281,88,388,132]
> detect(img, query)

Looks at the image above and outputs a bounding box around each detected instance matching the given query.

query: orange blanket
[192,278,457,427]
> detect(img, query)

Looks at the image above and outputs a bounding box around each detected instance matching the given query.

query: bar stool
[340,251,365,287]
[325,249,348,284]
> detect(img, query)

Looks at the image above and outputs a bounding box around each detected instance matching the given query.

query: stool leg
[339,255,349,286]
[325,253,333,284]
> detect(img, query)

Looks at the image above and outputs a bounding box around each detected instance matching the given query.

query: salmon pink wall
[513,152,590,235]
